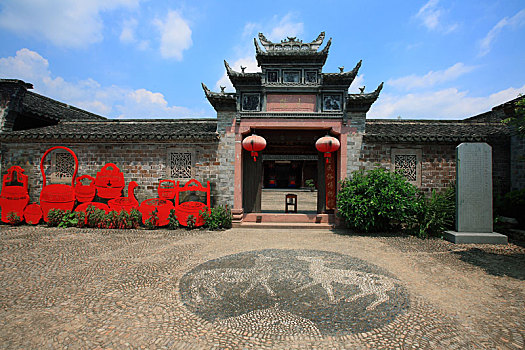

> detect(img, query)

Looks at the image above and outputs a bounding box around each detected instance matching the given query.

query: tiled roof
[0,119,219,142]
[322,60,361,86]
[22,91,107,121]
[364,119,510,142]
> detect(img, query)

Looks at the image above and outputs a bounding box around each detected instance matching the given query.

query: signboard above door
[262,155,318,161]
[266,94,316,112]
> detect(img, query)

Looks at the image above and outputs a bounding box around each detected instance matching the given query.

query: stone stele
[445,142,507,244]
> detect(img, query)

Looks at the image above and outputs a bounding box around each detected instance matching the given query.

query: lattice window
[391,148,421,187]
[51,152,75,183]
[394,155,417,181]
[169,151,193,179]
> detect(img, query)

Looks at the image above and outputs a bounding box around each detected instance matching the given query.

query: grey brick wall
[511,134,525,190]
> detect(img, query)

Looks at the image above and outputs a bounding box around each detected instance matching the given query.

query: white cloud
[267,13,304,42]
[120,18,150,50]
[369,84,525,119]
[479,9,525,56]
[115,89,196,119]
[215,57,259,92]
[0,48,202,119]
[120,18,137,43]
[154,10,192,60]
[349,75,365,94]
[0,0,139,48]
[388,63,476,91]
[415,0,458,33]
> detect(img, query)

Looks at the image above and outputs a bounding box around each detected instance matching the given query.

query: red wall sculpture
[0,166,30,223]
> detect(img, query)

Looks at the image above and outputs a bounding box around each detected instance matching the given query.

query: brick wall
[0,140,231,206]
[348,140,510,197]
[510,134,525,190]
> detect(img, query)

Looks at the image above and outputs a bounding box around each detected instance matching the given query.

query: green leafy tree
[503,96,525,137]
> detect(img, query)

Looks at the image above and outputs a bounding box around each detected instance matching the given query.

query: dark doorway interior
[243,128,334,214]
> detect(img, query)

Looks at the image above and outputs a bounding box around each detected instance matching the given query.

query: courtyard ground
[0,225,523,349]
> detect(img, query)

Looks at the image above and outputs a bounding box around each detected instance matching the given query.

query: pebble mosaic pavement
[0,225,523,349]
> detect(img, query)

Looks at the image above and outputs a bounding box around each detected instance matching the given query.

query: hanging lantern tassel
[242,134,267,162]
[315,135,340,164]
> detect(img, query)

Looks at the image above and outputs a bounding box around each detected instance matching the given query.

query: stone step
[235,222,334,229]
[243,213,335,224]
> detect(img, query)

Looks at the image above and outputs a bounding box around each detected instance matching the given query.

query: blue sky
[0,0,524,120]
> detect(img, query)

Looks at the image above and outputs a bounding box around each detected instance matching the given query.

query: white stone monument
[445,143,507,244]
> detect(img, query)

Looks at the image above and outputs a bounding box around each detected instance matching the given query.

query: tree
[503,95,525,137]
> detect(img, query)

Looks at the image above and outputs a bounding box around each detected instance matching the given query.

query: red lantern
[316,135,340,163]
[242,134,266,161]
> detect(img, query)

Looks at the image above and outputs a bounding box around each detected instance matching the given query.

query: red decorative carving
[242,134,266,161]
[174,179,211,227]
[325,156,336,210]
[39,146,78,222]
[158,179,176,200]
[0,166,30,223]
[108,181,139,213]
[139,198,174,226]
[24,203,42,225]
[95,163,125,199]
[267,94,316,112]
[75,175,96,203]
[316,135,340,163]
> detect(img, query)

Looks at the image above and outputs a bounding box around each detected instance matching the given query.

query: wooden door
[317,154,325,213]
[242,150,263,213]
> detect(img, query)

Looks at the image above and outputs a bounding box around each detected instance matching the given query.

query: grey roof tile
[0,119,218,142]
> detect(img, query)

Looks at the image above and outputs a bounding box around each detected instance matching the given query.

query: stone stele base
[444,231,508,244]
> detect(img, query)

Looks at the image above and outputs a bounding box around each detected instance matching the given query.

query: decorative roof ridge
[320,37,331,54]
[0,79,33,89]
[323,60,362,77]
[254,37,263,54]
[223,60,261,78]
[347,82,383,100]
[256,32,328,52]
[201,82,236,99]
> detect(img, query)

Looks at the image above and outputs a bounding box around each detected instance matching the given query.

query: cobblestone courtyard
[0,226,523,349]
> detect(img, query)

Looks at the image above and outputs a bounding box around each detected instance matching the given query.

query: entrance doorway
[242,129,335,214]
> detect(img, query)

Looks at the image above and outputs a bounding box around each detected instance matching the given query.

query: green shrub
[75,211,86,228]
[337,168,420,232]
[145,208,159,230]
[129,209,142,229]
[6,212,23,226]
[101,210,119,229]
[47,209,66,227]
[200,206,232,230]
[84,206,106,228]
[167,209,179,230]
[58,210,79,228]
[186,214,196,230]
[495,188,525,228]
[305,179,315,191]
[409,186,455,238]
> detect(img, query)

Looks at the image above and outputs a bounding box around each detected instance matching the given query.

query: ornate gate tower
[202,32,382,226]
